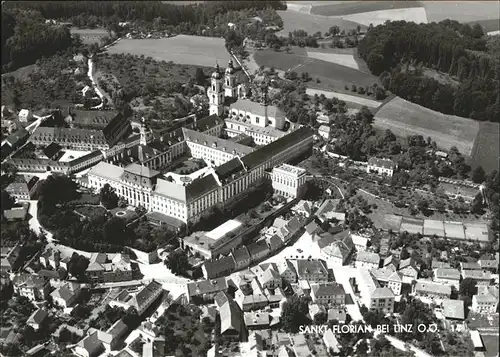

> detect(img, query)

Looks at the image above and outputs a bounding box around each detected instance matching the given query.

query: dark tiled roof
[43,142,62,159]
[204,256,236,277]
[6,128,29,146]
[185,173,220,201]
[187,277,228,297]
[247,240,270,257]
[231,246,250,263]
[70,150,103,166]
[215,157,245,182]
[241,127,313,170]
[102,112,130,144]
[193,114,223,132]
[368,157,395,169]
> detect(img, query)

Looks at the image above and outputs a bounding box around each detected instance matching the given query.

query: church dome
[211,63,222,79]
[225,59,235,75]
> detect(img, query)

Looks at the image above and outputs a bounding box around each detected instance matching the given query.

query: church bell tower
[207,63,224,116]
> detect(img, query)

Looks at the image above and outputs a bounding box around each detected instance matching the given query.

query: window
[255,117,260,124]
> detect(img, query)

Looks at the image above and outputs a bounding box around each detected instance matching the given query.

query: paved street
[27,200,55,242]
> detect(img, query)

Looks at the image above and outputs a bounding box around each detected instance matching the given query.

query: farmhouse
[367,157,395,177]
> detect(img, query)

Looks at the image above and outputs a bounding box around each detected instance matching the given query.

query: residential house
[328,307,347,323]
[355,251,380,269]
[27,308,48,331]
[431,260,451,269]
[367,157,395,177]
[461,270,492,286]
[231,246,251,270]
[310,282,346,306]
[86,254,133,283]
[321,233,354,266]
[398,257,420,284]
[51,282,81,308]
[471,286,499,314]
[383,254,399,271]
[433,268,461,286]
[460,262,481,271]
[3,206,28,222]
[219,294,246,341]
[278,259,297,283]
[245,312,271,330]
[39,249,71,271]
[235,281,269,312]
[94,319,128,351]
[256,264,281,290]
[370,268,403,295]
[74,331,104,357]
[292,200,313,217]
[478,255,498,273]
[315,199,343,223]
[0,245,21,272]
[5,176,39,201]
[351,234,369,251]
[202,256,236,279]
[294,259,329,283]
[109,280,163,315]
[305,221,320,237]
[318,125,331,140]
[18,109,33,123]
[186,277,228,303]
[12,274,50,301]
[323,328,340,354]
[442,299,465,321]
[247,240,270,263]
[358,268,395,314]
[200,306,218,323]
[266,234,284,252]
[413,280,451,299]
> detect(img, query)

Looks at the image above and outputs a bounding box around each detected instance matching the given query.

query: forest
[358,20,499,122]
[4,1,286,29]
[2,9,75,73]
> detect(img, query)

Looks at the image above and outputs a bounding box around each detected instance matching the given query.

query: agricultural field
[306,49,359,70]
[276,9,364,36]
[342,7,428,27]
[306,88,382,109]
[422,1,500,23]
[470,122,500,172]
[465,19,500,33]
[374,97,480,156]
[71,28,109,45]
[106,35,230,67]
[253,47,377,90]
[310,1,423,16]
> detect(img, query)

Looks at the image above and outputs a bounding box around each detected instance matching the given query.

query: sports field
[374,97,480,156]
[471,122,500,172]
[106,35,230,67]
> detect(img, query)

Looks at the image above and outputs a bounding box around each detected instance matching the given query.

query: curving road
[27,200,56,242]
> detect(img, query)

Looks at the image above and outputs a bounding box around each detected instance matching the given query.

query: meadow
[306,88,382,109]
[71,28,109,45]
[341,7,428,27]
[253,47,377,90]
[310,1,422,16]
[421,1,500,23]
[106,35,230,67]
[471,122,500,172]
[276,9,364,36]
[374,97,480,156]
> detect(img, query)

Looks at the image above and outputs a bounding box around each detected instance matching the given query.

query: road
[307,174,345,199]
[86,58,105,109]
[27,200,55,242]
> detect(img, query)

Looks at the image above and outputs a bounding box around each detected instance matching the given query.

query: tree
[165,249,190,276]
[195,68,205,86]
[281,295,311,333]
[103,217,129,245]
[67,253,89,280]
[459,277,477,297]
[470,193,485,214]
[313,311,327,325]
[471,166,485,183]
[1,190,15,213]
[99,183,118,209]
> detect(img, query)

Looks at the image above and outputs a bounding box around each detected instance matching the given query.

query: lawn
[106,35,230,67]
[470,122,500,172]
[276,9,365,36]
[310,1,423,16]
[374,97,480,156]
[254,48,377,89]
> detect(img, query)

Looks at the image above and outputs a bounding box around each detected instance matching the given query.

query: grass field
[310,1,422,16]
[342,7,428,26]
[306,50,359,70]
[422,1,500,23]
[71,28,109,45]
[465,18,500,33]
[306,88,382,108]
[106,35,229,67]
[374,97,480,156]
[276,9,365,36]
[254,48,377,89]
[471,122,500,172]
